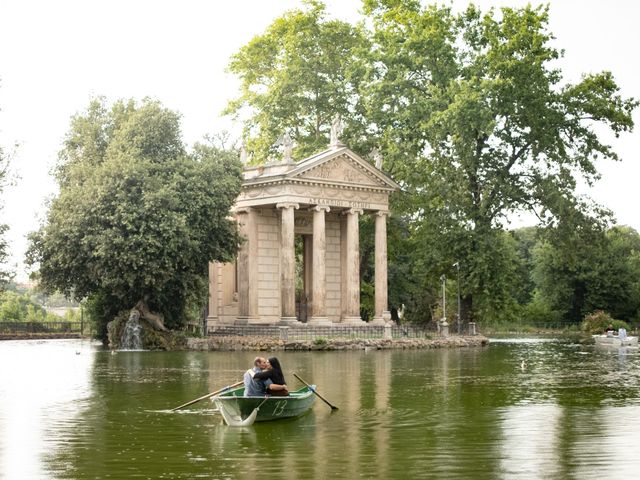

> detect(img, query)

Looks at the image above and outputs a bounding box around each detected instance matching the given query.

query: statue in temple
[282,132,293,162]
[371,148,383,169]
[329,114,344,147]
[240,141,248,165]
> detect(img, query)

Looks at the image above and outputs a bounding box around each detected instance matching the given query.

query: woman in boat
[253,357,289,396]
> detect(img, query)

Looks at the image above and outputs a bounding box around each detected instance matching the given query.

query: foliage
[362,2,637,323]
[533,217,640,323]
[581,310,629,334]
[227,1,637,325]
[27,98,243,339]
[520,294,563,326]
[225,0,370,160]
[0,133,14,290]
[0,291,63,322]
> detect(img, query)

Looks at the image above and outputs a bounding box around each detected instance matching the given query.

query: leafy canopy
[225,0,370,160]
[28,98,243,330]
[226,1,637,322]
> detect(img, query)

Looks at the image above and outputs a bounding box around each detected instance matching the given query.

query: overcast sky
[1,0,638,281]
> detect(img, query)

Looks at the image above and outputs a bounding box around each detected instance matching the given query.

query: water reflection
[0,340,95,479]
[3,339,640,478]
[499,404,562,478]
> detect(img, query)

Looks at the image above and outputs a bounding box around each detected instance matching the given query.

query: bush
[581,310,630,334]
[521,298,563,326]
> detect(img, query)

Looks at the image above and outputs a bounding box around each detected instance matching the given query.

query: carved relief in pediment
[301,157,383,187]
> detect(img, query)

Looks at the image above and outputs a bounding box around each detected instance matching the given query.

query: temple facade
[206,137,399,328]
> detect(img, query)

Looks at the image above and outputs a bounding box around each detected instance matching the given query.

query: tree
[227,1,637,324]
[533,219,640,323]
[225,0,370,160]
[27,98,243,339]
[0,89,14,290]
[362,1,637,322]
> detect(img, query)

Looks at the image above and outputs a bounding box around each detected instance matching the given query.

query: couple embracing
[244,356,289,397]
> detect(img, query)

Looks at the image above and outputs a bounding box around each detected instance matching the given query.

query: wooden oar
[171,380,243,411]
[293,373,338,410]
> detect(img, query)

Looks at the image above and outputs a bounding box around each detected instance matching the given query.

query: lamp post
[453,262,461,335]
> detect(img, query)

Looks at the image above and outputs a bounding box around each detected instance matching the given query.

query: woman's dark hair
[268,357,286,385]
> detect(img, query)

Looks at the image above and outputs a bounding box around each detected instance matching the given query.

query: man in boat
[605,324,616,337]
[243,357,272,397]
[252,357,289,396]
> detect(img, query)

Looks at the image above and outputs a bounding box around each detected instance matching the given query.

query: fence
[207,323,462,341]
[0,321,85,336]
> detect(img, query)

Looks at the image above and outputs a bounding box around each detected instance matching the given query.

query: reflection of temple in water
[207,132,399,329]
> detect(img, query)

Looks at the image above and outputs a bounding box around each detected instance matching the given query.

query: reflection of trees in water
[41,343,640,479]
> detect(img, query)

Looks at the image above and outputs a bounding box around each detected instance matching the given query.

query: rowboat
[213,385,316,426]
[593,334,638,348]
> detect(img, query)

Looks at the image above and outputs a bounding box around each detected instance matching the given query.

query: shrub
[581,310,630,334]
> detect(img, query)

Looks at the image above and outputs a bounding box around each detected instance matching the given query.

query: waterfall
[120,310,143,350]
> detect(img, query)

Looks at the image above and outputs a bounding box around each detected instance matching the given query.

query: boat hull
[213,385,316,423]
[593,335,638,347]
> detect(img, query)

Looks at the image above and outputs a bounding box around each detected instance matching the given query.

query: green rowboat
[213,385,316,426]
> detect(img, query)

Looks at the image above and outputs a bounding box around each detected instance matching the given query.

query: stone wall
[186,335,489,351]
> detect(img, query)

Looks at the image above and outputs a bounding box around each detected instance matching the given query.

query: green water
[2,338,640,479]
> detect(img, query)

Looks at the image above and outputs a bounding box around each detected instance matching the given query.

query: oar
[171,380,243,411]
[293,373,338,410]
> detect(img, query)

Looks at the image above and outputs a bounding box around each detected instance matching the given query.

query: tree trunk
[462,294,474,324]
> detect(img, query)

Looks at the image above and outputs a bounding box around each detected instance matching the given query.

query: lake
[1,338,640,479]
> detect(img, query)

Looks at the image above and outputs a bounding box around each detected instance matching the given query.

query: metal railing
[208,323,444,341]
[0,321,85,335]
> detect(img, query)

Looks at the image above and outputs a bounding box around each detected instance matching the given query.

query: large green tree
[362,1,637,322]
[225,0,370,160]
[27,98,242,338]
[226,1,637,324]
[533,218,640,323]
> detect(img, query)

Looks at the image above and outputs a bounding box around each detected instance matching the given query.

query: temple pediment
[289,147,399,191]
[295,155,383,187]
[238,145,399,211]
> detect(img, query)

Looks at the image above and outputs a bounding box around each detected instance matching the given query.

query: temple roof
[242,146,400,191]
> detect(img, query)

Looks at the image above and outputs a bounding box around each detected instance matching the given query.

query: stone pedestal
[469,322,477,336]
[441,320,449,338]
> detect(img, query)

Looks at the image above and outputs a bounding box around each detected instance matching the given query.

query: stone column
[236,209,249,322]
[277,202,301,326]
[343,208,365,324]
[303,235,313,320]
[206,262,219,328]
[236,207,258,324]
[308,205,331,325]
[371,211,391,325]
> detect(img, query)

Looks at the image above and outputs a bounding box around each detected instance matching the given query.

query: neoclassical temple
[207,130,399,328]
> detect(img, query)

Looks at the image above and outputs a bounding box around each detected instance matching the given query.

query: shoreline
[186,334,489,351]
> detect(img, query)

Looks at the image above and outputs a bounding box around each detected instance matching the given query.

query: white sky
[1,0,638,281]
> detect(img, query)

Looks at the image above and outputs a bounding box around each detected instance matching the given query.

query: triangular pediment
[288,148,399,190]
[300,156,383,185]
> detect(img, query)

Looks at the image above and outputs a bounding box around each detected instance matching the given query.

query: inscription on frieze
[308,197,371,210]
